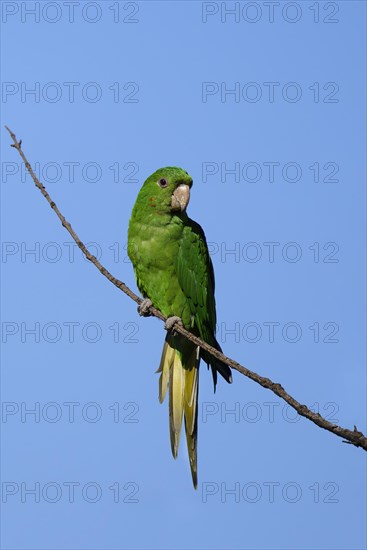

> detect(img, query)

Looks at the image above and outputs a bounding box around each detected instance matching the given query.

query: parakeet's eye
[158,178,168,188]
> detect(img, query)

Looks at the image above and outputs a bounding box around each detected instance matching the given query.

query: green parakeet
[128,167,232,488]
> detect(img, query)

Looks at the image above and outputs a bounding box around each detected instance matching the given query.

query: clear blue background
[1,1,366,549]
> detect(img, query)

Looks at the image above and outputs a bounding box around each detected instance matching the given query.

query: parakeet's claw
[137,298,153,316]
[165,316,183,331]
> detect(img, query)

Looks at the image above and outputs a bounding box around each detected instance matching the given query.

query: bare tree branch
[5,125,367,451]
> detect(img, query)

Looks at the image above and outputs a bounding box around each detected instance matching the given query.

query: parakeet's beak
[171,184,190,212]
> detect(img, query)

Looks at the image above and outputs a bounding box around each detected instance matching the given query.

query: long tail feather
[169,352,185,457]
[183,346,199,488]
[157,341,175,403]
[158,338,199,488]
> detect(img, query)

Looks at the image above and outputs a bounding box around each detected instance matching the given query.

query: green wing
[175,218,216,340]
[175,218,231,386]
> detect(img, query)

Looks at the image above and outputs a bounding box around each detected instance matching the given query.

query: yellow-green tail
[157,339,199,489]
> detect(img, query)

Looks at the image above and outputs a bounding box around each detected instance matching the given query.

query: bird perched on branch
[128,167,232,488]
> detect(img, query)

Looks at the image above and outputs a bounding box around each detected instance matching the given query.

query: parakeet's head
[136,167,193,215]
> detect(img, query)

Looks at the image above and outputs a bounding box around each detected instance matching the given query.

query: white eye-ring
[158,178,168,188]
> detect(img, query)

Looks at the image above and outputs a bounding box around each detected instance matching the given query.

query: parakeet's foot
[165,316,183,331]
[138,298,153,317]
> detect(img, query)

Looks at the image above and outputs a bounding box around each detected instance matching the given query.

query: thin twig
[5,125,367,451]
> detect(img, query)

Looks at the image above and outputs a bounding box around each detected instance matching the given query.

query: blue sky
[1,1,366,549]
